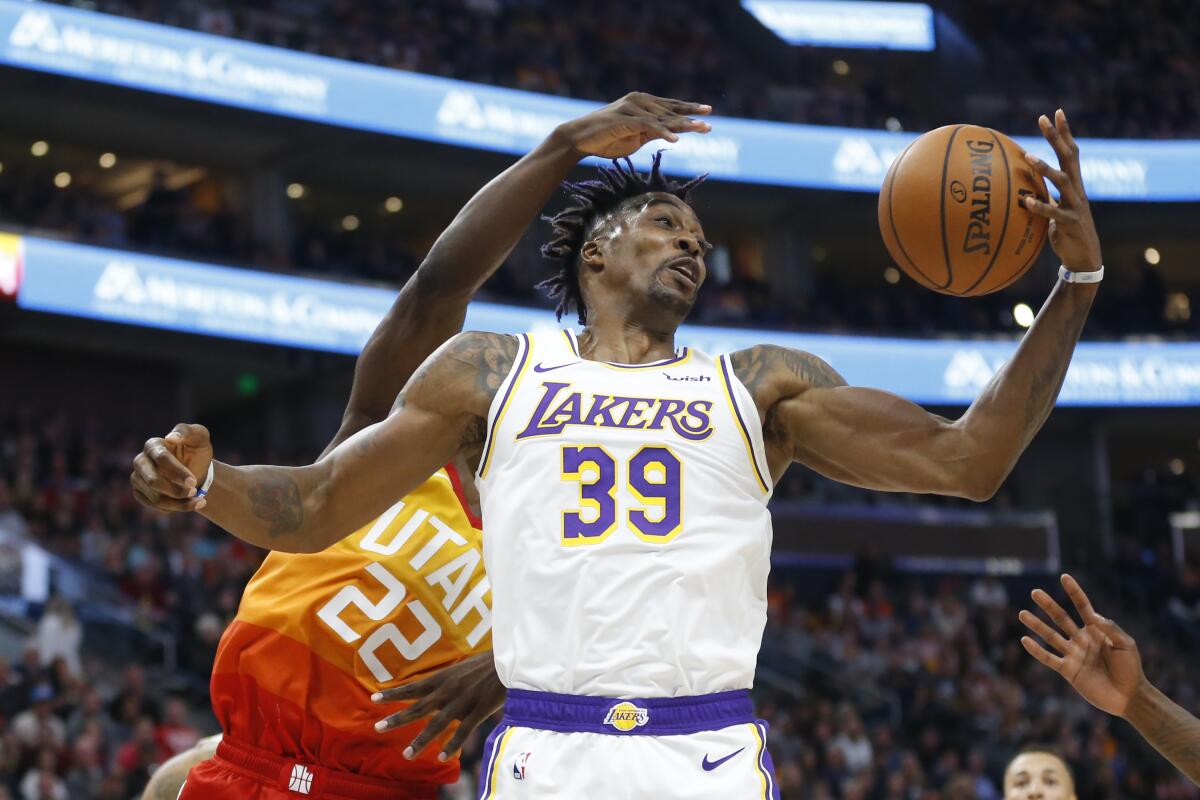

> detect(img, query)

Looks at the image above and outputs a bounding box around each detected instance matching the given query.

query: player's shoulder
[438,331,521,366]
[727,344,846,402]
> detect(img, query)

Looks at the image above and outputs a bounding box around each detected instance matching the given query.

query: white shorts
[477,689,780,800]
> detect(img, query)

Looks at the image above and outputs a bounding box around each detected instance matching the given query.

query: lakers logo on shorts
[602,702,649,732]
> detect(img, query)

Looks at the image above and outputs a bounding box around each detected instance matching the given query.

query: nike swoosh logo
[701,747,745,771]
[533,362,578,373]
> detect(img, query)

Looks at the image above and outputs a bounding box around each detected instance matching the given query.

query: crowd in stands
[755,565,1200,799]
[50,0,1200,138]
[1,395,1199,796]
[0,409,261,797]
[2,156,1196,341]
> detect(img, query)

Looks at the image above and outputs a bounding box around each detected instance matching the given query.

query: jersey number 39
[560,445,682,545]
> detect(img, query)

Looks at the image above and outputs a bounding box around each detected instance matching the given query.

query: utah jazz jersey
[476,331,773,698]
[210,465,491,785]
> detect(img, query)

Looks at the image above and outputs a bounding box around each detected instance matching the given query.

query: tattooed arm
[132,333,517,553]
[732,278,1095,500]
[1125,683,1200,786]
[1019,574,1200,787]
[732,110,1101,500]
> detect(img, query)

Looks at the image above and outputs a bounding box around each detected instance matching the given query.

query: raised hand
[556,92,711,160]
[1022,109,1103,272]
[130,423,213,513]
[372,652,505,762]
[1018,573,1146,716]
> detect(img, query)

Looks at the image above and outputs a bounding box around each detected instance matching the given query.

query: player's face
[1004,753,1075,800]
[594,193,710,321]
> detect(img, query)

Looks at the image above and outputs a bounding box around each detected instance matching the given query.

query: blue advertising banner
[12,234,1200,407]
[0,1,1197,200]
[742,0,935,50]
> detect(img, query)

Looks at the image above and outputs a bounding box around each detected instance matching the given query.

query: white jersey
[475,330,773,697]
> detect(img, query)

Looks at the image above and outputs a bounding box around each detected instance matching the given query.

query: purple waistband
[501,688,754,735]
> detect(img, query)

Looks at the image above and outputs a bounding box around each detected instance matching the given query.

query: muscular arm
[202,333,517,552]
[321,133,583,457]
[1125,682,1200,786]
[732,279,1095,500]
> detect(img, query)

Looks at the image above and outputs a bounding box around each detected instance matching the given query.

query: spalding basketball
[878,125,1049,296]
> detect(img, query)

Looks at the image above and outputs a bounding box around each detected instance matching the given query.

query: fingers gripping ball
[878,125,1049,296]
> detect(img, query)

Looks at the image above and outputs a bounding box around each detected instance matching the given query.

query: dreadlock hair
[537,151,707,324]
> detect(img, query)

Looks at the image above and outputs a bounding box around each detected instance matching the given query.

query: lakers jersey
[476,331,773,698]
[210,464,490,784]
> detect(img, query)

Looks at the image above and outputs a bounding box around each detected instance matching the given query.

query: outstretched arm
[327,94,710,456]
[134,92,712,497]
[145,333,517,553]
[1020,574,1200,787]
[733,110,1102,501]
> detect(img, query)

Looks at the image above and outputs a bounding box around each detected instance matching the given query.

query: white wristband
[196,461,215,497]
[1059,264,1104,284]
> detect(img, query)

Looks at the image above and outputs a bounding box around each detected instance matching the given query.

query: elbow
[954,459,1010,503]
[960,477,1000,503]
[413,259,474,305]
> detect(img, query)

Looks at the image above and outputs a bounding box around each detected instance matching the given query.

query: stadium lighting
[30,141,48,157]
[53,172,71,189]
[98,152,117,168]
[286,182,306,199]
[385,196,403,213]
[885,117,903,132]
[0,162,4,176]
[1169,458,1185,475]
[883,267,900,284]
[1012,303,1034,328]
[341,214,360,232]
[1143,247,1161,265]
[832,59,850,76]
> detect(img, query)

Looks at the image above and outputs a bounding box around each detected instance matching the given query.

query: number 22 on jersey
[560,445,682,546]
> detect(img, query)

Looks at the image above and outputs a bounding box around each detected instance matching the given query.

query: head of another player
[539,152,708,331]
[1004,746,1076,800]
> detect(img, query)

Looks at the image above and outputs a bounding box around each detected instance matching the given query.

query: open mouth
[663,257,699,289]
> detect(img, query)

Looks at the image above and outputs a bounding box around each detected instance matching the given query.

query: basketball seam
[962,128,1012,295]
[885,139,938,288]
[990,218,1047,293]
[938,125,964,290]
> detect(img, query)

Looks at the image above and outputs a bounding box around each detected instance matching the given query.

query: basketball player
[135,100,1102,797]
[1003,746,1076,800]
[1020,573,1200,787]
[130,95,713,799]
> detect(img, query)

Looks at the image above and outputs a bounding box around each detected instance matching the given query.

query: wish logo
[602,702,649,732]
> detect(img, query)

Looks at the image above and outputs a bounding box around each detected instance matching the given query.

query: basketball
[878,124,1050,296]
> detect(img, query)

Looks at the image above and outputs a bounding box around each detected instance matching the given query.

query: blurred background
[1,0,1199,797]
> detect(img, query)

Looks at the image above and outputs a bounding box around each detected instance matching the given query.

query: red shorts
[179,739,439,800]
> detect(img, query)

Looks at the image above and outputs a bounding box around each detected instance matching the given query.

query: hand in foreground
[1019,573,1146,717]
[1022,109,1103,272]
[555,92,711,160]
[130,423,213,513]
[372,652,505,762]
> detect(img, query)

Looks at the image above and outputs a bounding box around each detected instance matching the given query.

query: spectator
[33,598,81,680]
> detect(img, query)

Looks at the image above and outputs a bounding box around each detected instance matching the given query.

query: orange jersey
[210,464,490,785]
